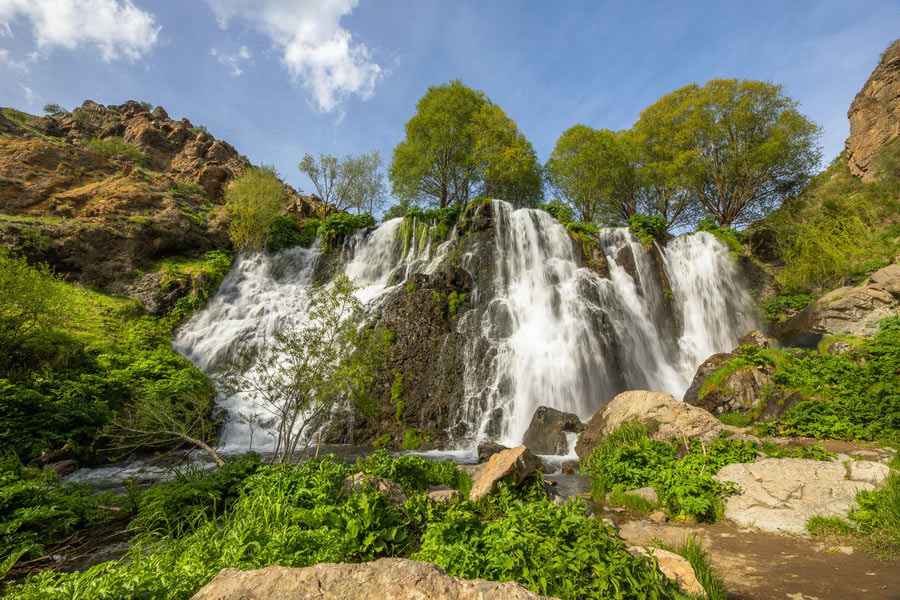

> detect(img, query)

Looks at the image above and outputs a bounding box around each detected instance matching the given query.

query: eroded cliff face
[846,39,900,181]
[0,100,319,298]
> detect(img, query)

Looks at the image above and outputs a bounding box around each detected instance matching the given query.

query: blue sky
[2,0,899,201]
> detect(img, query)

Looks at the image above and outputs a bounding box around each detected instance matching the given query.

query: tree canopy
[224,165,285,251]
[633,78,821,227]
[389,80,542,208]
[299,151,386,215]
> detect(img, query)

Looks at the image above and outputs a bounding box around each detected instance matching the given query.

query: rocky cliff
[0,101,320,303]
[846,39,900,180]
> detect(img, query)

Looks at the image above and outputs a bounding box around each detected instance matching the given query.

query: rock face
[783,263,900,337]
[191,558,557,600]
[626,547,704,597]
[522,406,583,455]
[846,40,900,181]
[714,458,878,534]
[469,445,539,501]
[575,390,746,457]
[0,100,321,297]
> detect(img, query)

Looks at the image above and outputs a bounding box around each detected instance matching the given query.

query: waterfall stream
[174,200,754,452]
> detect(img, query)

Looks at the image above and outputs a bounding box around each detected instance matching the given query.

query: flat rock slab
[191,558,557,600]
[714,458,876,535]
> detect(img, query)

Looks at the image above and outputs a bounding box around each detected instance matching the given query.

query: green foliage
[42,103,65,115]
[400,429,422,450]
[607,485,656,514]
[698,345,785,400]
[447,291,467,316]
[267,216,305,252]
[299,151,387,215]
[171,179,206,198]
[132,454,261,537]
[717,412,752,427]
[404,282,417,293]
[581,423,759,522]
[657,537,727,600]
[806,515,854,537]
[537,199,575,224]
[0,456,115,568]
[696,216,744,255]
[225,165,285,251]
[851,472,900,557]
[758,292,813,323]
[771,318,900,442]
[634,78,821,227]
[316,212,375,250]
[758,145,900,292]
[82,137,147,166]
[628,213,667,247]
[758,442,835,461]
[403,204,463,243]
[390,80,542,208]
[566,221,599,236]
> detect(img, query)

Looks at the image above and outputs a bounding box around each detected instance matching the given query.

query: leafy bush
[404,204,463,243]
[627,213,668,246]
[6,454,689,600]
[566,221,599,236]
[537,200,574,224]
[851,472,900,557]
[316,212,376,249]
[267,216,305,252]
[758,292,814,322]
[225,165,285,251]
[0,456,115,571]
[580,423,759,522]
[82,137,147,166]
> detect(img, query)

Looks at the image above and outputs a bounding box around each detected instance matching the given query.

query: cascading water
[174,200,755,454]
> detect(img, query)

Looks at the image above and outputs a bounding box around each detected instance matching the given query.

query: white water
[175,200,754,453]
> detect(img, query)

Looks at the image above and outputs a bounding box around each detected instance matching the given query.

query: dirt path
[618,519,900,600]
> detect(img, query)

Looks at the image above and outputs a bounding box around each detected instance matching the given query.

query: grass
[0,214,66,225]
[717,412,752,427]
[1,108,65,145]
[658,537,727,600]
[851,472,900,558]
[608,485,657,514]
[82,137,147,166]
[806,515,855,537]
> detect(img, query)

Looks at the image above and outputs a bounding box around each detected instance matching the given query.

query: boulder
[575,391,747,457]
[847,460,891,486]
[784,263,900,337]
[44,460,79,477]
[469,445,539,501]
[477,442,509,463]
[191,558,557,600]
[688,362,776,417]
[340,472,407,505]
[626,546,704,597]
[682,352,734,406]
[846,40,900,180]
[427,484,461,503]
[737,330,770,349]
[522,406,583,455]
[714,458,878,535]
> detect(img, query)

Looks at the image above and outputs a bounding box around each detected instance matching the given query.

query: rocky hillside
[0,100,320,307]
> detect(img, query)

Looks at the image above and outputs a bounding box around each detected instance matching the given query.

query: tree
[0,250,62,369]
[42,103,65,115]
[390,79,542,208]
[634,78,821,227]
[224,165,285,250]
[545,125,635,223]
[221,273,391,463]
[299,151,386,215]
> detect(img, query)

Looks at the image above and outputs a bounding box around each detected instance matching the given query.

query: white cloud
[206,0,383,112]
[19,83,35,106]
[0,0,160,61]
[211,44,251,76]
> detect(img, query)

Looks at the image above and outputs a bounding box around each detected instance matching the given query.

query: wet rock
[477,442,509,463]
[576,391,750,457]
[846,39,900,180]
[427,485,461,503]
[44,459,79,477]
[626,546,704,597]
[469,445,539,501]
[340,472,407,505]
[191,558,556,600]
[522,406,583,455]
[714,458,876,535]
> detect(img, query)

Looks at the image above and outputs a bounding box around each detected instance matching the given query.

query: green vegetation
[628,213,668,247]
[607,485,657,514]
[171,179,206,198]
[402,204,463,245]
[758,291,814,322]
[316,212,375,250]
[756,142,900,292]
[224,165,285,251]
[150,250,233,320]
[82,137,148,166]
[267,215,320,251]
[580,423,759,522]
[42,103,65,115]
[298,151,387,215]
[806,515,855,537]
[5,452,687,600]
[657,537,727,600]
[1,108,65,144]
[400,428,422,450]
[389,80,543,209]
[852,472,900,557]
[695,216,744,255]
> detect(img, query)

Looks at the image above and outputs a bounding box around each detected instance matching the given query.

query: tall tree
[634,78,821,227]
[299,151,385,215]
[225,165,285,251]
[545,125,635,223]
[390,80,542,208]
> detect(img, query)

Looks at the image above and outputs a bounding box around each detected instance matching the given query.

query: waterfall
[174,201,755,453]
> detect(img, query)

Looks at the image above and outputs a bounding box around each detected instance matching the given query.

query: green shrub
[82,137,147,166]
[607,485,656,514]
[317,212,376,249]
[628,213,668,246]
[851,472,900,557]
[806,515,854,537]
[404,205,462,243]
[225,165,285,251]
[758,292,814,322]
[536,200,574,224]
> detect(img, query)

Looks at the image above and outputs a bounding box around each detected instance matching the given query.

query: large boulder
[626,547,704,597]
[687,362,776,417]
[469,445,539,501]
[846,40,900,181]
[191,558,557,600]
[783,264,900,337]
[575,391,745,457]
[522,406,583,455]
[714,458,879,535]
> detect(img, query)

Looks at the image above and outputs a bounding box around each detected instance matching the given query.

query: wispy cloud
[19,83,35,107]
[205,0,384,113]
[0,0,160,61]
[211,44,251,77]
